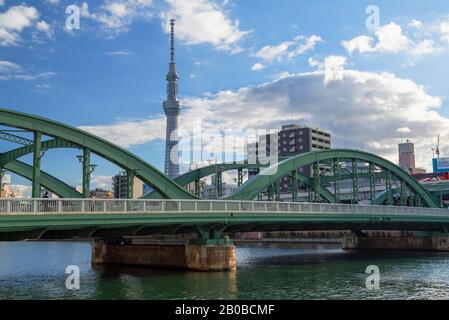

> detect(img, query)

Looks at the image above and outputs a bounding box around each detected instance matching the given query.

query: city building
[112,172,144,199]
[398,140,426,174]
[247,124,332,194]
[163,19,181,179]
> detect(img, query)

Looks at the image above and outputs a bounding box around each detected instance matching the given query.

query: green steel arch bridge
[0,107,448,242]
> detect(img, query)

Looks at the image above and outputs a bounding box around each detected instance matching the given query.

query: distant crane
[432,134,441,159]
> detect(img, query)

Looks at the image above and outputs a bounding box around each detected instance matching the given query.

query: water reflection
[2,241,449,299]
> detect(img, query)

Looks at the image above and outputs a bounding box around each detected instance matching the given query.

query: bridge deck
[1,199,449,240]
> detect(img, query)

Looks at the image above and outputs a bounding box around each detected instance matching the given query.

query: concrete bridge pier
[91,236,236,272]
[342,232,449,252]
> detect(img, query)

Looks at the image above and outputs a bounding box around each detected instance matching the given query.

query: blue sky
[1,0,449,194]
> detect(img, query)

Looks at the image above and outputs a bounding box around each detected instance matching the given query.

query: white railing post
[58,200,63,213]
[6,200,11,214]
[143,200,146,212]
[103,201,107,213]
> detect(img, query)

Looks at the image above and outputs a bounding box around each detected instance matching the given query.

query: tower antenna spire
[170,19,175,63]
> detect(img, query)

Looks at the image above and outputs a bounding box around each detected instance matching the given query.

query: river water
[1,241,449,300]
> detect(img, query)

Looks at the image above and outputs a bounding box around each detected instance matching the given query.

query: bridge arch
[0,108,196,199]
[4,160,83,198]
[223,149,440,208]
[143,162,336,203]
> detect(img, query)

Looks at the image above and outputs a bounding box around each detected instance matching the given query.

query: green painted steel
[4,160,83,198]
[32,131,42,198]
[126,169,135,199]
[333,159,340,203]
[351,159,358,204]
[224,149,440,208]
[144,161,336,203]
[0,139,78,167]
[82,147,91,198]
[0,108,196,199]
[143,163,262,199]
[291,170,298,202]
[1,211,449,241]
[0,131,33,145]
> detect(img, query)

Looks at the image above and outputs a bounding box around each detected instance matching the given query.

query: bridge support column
[82,148,91,198]
[32,131,42,198]
[342,232,449,252]
[194,179,201,196]
[237,169,243,187]
[126,169,134,199]
[215,172,223,198]
[91,237,236,272]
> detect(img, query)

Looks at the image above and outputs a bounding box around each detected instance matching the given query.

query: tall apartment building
[247,124,331,193]
[112,172,144,199]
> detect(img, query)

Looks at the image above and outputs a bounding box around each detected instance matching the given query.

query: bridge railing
[0,198,448,217]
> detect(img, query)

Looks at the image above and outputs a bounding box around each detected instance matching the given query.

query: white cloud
[251,63,265,71]
[255,40,295,62]
[397,127,411,133]
[106,49,132,55]
[342,35,373,55]
[79,117,166,147]
[0,0,4,6]
[35,83,52,92]
[255,35,322,61]
[0,60,21,72]
[0,5,39,46]
[36,20,53,39]
[91,176,112,189]
[412,39,441,56]
[287,35,322,59]
[0,61,56,81]
[409,19,423,29]
[45,0,60,5]
[161,0,250,52]
[342,22,440,56]
[440,19,449,44]
[83,0,154,36]
[80,59,449,171]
